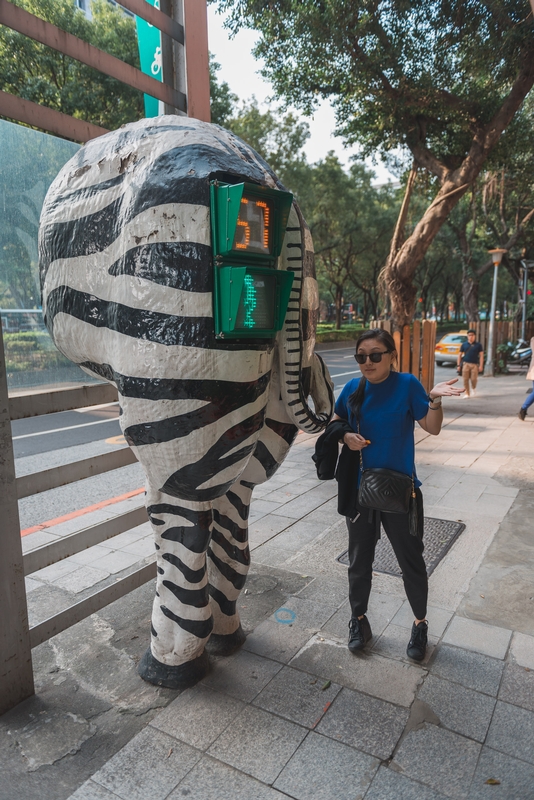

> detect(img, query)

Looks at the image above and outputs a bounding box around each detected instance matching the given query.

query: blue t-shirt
[335,371,429,487]
[460,341,483,364]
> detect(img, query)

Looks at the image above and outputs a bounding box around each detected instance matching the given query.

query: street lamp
[484,248,507,377]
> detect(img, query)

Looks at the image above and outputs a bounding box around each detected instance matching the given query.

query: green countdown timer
[210,180,295,339]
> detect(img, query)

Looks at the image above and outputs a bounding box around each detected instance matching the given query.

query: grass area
[316,324,365,343]
[3,330,71,372]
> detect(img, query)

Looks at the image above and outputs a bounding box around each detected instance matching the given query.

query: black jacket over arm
[313,419,360,519]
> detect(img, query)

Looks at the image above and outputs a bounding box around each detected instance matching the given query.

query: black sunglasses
[354,351,391,364]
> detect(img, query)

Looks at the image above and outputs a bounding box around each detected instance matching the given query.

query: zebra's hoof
[137,648,210,689]
[205,625,247,656]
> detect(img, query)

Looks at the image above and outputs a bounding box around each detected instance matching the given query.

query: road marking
[21,487,145,537]
[329,369,362,378]
[13,417,119,440]
[106,434,127,445]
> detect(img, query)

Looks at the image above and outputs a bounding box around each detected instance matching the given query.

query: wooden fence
[369,320,436,392]
[466,320,534,354]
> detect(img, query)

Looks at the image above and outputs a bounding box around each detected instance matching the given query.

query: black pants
[346,488,427,621]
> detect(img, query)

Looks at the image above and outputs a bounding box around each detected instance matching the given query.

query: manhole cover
[336,517,466,577]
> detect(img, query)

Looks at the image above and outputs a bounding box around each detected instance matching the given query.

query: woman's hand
[343,432,369,451]
[429,379,464,400]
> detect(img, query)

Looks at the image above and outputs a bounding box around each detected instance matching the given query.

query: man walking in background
[458,329,484,398]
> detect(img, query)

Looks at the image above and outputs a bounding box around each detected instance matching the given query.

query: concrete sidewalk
[2,372,534,800]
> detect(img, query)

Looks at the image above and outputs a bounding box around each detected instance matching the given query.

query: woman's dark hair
[347,329,397,420]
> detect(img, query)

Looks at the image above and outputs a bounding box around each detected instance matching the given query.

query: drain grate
[336,517,466,577]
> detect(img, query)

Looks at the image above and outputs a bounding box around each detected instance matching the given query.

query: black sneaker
[407,620,428,661]
[519,408,527,421]
[348,615,372,652]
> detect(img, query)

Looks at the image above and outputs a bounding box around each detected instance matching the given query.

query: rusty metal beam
[0,324,34,714]
[0,89,108,142]
[0,0,186,112]
[16,448,137,499]
[29,561,156,648]
[9,383,118,420]
[116,0,184,44]
[23,506,148,576]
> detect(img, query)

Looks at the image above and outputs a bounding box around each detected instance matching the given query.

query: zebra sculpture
[39,116,334,689]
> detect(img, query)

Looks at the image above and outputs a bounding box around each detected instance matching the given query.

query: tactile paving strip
[336,517,466,577]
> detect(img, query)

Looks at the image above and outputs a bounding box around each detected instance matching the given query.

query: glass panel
[0,119,102,391]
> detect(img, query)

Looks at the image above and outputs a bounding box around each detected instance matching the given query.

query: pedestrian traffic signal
[210,181,295,338]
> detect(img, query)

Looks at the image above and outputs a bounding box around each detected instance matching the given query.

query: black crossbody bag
[356,420,415,515]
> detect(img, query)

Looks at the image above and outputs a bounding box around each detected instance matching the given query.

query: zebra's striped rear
[39,116,333,687]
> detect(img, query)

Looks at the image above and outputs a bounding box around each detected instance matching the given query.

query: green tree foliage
[297,154,397,327]
[0,0,143,130]
[0,120,79,308]
[226,98,311,197]
[213,0,534,327]
[209,55,237,126]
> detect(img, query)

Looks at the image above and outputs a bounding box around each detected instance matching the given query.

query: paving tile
[486,701,534,765]
[206,705,307,784]
[34,558,80,582]
[316,687,409,760]
[54,565,110,593]
[150,684,245,750]
[365,767,449,800]
[92,727,201,800]
[167,755,286,799]
[68,544,115,566]
[273,731,379,800]
[248,515,294,547]
[392,601,454,638]
[120,537,155,557]
[243,618,315,663]
[372,624,438,665]
[269,596,337,631]
[201,649,283,702]
[290,635,424,707]
[510,631,534,669]
[24,576,42,593]
[295,575,348,608]
[252,665,341,728]
[87,549,143,574]
[251,543,294,567]
[442,617,512,660]
[391,724,481,799]
[321,592,404,642]
[68,781,121,800]
[417,674,496,742]
[467,746,534,800]
[498,662,534,712]
[429,644,504,696]
[21,529,60,552]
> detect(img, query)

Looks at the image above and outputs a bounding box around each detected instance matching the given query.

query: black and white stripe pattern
[39,117,333,684]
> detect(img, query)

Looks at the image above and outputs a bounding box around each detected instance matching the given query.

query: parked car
[434,331,468,366]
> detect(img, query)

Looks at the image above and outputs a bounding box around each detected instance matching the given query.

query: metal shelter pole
[0,323,34,714]
[484,262,499,377]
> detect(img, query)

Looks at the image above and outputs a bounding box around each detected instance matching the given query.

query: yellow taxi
[434,331,468,366]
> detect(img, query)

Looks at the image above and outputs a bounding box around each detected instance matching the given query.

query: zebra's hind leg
[206,481,252,656]
[138,492,214,689]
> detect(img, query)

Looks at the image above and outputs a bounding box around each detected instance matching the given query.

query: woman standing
[332,329,463,661]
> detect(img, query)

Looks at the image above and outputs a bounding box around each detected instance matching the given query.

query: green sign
[135,0,162,118]
[210,181,295,339]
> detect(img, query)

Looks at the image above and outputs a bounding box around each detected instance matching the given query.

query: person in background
[519,336,534,420]
[457,330,484,398]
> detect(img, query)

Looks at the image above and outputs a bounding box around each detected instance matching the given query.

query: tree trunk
[462,275,480,323]
[334,286,343,329]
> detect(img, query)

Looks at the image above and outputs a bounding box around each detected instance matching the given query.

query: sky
[206,6,396,184]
